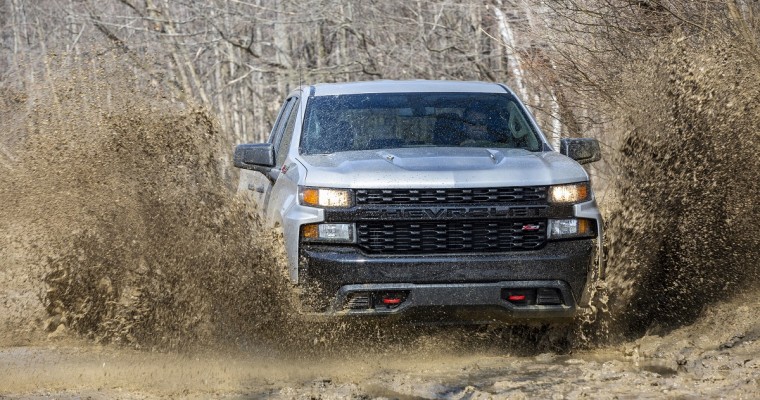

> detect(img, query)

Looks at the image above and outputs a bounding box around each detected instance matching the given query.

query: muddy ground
[1,293,760,399]
[1,53,759,398]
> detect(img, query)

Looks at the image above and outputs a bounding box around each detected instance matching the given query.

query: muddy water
[1,50,759,398]
[1,303,760,399]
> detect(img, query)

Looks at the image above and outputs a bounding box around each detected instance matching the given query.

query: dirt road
[2,298,760,400]
[2,287,760,399]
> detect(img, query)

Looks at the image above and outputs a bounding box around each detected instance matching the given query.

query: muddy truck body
[234,80,604,323]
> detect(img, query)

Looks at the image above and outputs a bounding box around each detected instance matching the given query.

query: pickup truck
[234,80,604,324]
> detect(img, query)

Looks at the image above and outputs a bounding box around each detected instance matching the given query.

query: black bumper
[300,239,595,322]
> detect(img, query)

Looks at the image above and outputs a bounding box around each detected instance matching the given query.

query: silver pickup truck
[234,80,603,324]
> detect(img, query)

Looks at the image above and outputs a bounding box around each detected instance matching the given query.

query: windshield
[299,92,542,154]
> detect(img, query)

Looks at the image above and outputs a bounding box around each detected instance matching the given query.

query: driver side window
[268,98,294,143]
[276,97,300,166]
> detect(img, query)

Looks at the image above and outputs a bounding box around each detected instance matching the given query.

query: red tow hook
[382,297,402,305]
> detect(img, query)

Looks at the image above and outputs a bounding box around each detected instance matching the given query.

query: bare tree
[1,0,573,143]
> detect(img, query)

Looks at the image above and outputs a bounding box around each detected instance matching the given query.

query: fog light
[301,223,354,242]
[319,223,352,241]
[551,219,578,237]
[548,218,594,239]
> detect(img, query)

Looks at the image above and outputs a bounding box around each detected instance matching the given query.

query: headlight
[301,223,354,243]
[300,187,352,208]
[549,182,590,204]
[548,218,595,239]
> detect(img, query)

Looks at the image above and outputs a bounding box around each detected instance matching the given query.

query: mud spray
[0,55,299,350]
[0,43,758,358]
[603,39,760,339]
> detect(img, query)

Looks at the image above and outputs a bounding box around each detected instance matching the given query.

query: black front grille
[356,220,547,254]
[355,187,547,205]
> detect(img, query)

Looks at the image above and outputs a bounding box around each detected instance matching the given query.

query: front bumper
[299,239,596,322]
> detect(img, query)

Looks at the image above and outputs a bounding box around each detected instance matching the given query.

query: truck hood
[297,147,589,188]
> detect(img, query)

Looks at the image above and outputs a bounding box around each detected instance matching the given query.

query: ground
[2,292,760,399]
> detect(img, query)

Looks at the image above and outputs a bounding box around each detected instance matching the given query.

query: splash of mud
[604,39,760,337]
[0,55,294,349]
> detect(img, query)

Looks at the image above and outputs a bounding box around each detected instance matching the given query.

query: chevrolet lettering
[354,206,545,220]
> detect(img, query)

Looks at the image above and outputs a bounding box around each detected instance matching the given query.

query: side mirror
[233,143,274,171]
[560,138,601,165]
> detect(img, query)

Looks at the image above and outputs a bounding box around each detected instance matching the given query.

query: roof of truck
[309,80,510,96]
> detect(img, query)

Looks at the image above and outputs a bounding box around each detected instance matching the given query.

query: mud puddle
[1,322,759,400]
[4,294,760,399]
